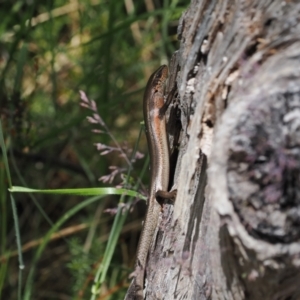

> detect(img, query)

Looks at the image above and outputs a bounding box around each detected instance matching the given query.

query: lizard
[125,65,177,299]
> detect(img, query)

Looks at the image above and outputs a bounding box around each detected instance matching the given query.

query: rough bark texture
[134,1,300,299]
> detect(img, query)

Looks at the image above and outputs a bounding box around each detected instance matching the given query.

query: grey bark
[134,1,300,299]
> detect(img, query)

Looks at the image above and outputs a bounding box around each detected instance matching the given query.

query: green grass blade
[9,186,146,199]
[90,195,130,299]
[0,119,12,188]
[10,194,24,300]
[0,255,9,299]
[14,42,28,92]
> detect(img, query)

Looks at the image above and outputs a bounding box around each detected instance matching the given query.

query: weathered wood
[126,1,300,299]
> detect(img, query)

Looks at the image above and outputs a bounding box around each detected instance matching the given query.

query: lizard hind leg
[155,189,177,206]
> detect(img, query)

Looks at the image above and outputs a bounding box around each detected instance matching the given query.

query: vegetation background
[0,0,189,299]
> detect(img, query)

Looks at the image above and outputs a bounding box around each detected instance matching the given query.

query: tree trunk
[126,0,300,299]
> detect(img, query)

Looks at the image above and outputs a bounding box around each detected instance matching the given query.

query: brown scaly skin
[125,65,176,299]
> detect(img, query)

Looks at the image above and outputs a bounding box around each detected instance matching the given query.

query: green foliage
[67,237,94,297]
[0,0,189,298]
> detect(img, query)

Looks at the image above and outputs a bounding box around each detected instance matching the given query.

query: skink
[125,65,174,299]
